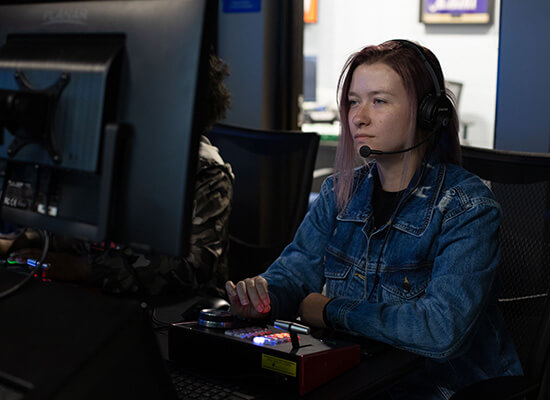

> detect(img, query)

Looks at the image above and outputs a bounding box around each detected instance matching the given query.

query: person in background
[224,40,522,399]
[1,53,234,299]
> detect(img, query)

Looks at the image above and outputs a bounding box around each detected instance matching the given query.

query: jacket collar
[337,157,446,237]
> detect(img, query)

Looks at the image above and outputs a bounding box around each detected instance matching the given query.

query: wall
[495,0,550,153]
[218,3,266,129]
[217,0,303,130]
[304,0,501,149]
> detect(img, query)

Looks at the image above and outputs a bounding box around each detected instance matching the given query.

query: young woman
[225,40,522,399]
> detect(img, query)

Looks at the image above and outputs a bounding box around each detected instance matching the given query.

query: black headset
[389,39,453,132]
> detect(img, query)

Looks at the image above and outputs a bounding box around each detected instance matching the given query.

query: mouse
[180,296,230,321]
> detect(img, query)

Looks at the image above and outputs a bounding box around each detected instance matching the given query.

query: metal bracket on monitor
[1,70,70,164]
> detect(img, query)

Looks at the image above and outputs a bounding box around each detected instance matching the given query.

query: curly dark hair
[199,53,231,133]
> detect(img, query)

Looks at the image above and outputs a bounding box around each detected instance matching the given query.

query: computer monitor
[0,0,215,257]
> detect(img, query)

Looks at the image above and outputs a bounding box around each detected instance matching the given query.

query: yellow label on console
[261,354,297,377]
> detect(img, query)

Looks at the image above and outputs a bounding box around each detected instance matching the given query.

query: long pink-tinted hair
[334,40,460,212]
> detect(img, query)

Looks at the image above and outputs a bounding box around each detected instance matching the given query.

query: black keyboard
[170,367,260,400]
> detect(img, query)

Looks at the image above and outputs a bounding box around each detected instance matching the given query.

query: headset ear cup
[417,94,452,131]
[434,96,453,129]
[417,93,438,131]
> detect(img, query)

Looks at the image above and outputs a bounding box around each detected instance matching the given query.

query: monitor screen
[0,0,214,256]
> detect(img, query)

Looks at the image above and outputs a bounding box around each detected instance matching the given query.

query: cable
[0,226,28,241]
[150,306,174,330]
[0,230,50,300]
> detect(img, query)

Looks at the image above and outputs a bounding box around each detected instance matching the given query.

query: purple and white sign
[424,0,489,14]
[420,0,493,24]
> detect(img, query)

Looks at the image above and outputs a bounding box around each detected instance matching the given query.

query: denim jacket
[262,158,522,398]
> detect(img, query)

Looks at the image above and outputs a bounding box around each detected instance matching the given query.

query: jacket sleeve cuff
[324,296,350,330]
[322,298,336,328]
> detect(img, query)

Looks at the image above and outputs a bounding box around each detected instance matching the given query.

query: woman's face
[347,62,414,157]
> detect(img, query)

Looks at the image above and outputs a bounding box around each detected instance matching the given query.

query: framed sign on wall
[419,0,494,25]
[304,0,318,23]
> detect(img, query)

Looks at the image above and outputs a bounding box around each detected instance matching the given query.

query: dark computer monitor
[0,0,215,257]
[0,1,217,399]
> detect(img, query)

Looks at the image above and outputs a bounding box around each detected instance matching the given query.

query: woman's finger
[254,276,270,308]
[235,280,250,306]
[225,280,237,298]
[245,278,266,313]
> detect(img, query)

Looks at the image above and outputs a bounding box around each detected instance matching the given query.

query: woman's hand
[225,276,271,320]
[0,237,15,257]
[299,292,331,328]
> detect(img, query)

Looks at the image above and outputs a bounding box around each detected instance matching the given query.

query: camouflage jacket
[50,136,234,298]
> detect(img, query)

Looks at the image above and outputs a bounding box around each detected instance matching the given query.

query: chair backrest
[445,80,463,107]
[461,145,550,388]
[206,124,320,281]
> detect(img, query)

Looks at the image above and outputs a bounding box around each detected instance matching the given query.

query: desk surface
[0,269,175,400]
[0,272,422,400]
[155,299,423,400]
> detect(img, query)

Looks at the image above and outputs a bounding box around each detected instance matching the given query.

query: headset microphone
[359,137,428,158]
[359,137,427,158]
[359,125,443,158]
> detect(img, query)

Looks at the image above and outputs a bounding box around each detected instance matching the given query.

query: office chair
[206,124,320,282]
[450,145,550,400]
[445,80,463,107]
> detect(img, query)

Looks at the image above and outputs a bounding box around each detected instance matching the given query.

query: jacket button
[402,277,411,292]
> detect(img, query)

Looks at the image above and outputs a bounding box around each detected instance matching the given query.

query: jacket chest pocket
[323,249,355,297]
[379,264,432,305]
